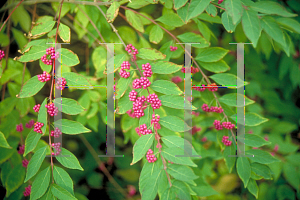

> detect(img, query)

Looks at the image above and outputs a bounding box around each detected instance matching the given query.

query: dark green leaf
[244,134,271,147]
[24,146,47,182]
[38,98,48,135]
[131,134,155,165]
[5,164,25,196]
[247,178,258,198]
[224,0,243,25]
[261,16,286,48]
[219,93,254,107]
[53,166,74,195]
[242,9,261,47]
[51,184,77,200]
[24,129,42,157]
[177,32,209,48]
[250,1,297,17]
[236,157,251,187]
[246,149,281,164]
[31,166,51,200]
[222,12,237,33]
[209,73,245,88]
[230,113,268,126]
[56,148,84,171]
[116,71,133,99]
[167,164,198,181]
[187,0,211,21]
[223,143,236,173]
[251,163,272,180]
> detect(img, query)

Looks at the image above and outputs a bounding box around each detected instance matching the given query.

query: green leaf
[58,23,70,43]
[223,143,236,173]
[195,47,229,62]
[242,9,261,47]
[246,149,280,164]
[127,0,150,9]
[171,180,191,200]
[139,161,160,194]
[61,48,80,67]
[219,93,254,107]
[282,162,300,190]
[177,3,189,23]
[151,80,182,95]
[12,28,28,50]
[31,21,56,37]
[247,178,258,198]
[209,73,245,88]
[276,185,296,200]
[117,90,132,114]
[38,98,48,135]
[30,166,51,200]
[53,97,85,115]
[160,116,191,132]
[174,0,188,10]
[5,164,25,197]
[17,76,46,98]
[151,61,182,74]
[131,134,155,165]
[106,1,120,23]
[149,25,164,44]
[56,148,84,171]
[140,168,163,200]
[161,136,199,156]
[21,39,46,53]
[137,48,166,60]
[40,188,55,200]
[277,18,300,34]
[236,157,251,187]
[18,46,46,62]
[224,0,243,25]
[24,146,47,182]
[116,71,133,99]
[261,16,286,48]
[0,137,19,164]
[62,72,90,89]
[92,46,106,78]
[11,5,31,32]
[167,164,198,181]
[39,59,52,73]
[230,113,268,126]
[222,12,237,33]
[198,13,222,24]
[159,95,197,110]
[0,131,11,148]
[53,166,74,195]
[187,0,211,21]
[156,13,185,27]
[198,60,230,73]
[161,147,197,167]
[24,130,42,157]
[244,134,271,147]
[125,10,144,32]
[251,163,272,180]
[51,184,77,200]
[54,119,91,135]
[250,1,297,17]
[177,32,210,48]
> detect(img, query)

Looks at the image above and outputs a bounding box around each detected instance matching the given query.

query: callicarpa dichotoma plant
[0,0,300,200]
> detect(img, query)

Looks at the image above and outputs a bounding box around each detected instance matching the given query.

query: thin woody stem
[0,0,25,32]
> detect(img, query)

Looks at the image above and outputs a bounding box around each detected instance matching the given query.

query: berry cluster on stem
[0,50,5,60]
[45,102,58,116]
[22,159,29,168]
[201,104,224,113]
[16,123,23,132]
[55,77,67,90]
[119,61,131,78]
[26,119,35,128]
[33,104,41,112]
[125,44,138,61]
[170,46,178,51]
[222,136,232,146]
[23,185,31,197]
[34,122,44,134]
[146,149,157,163]
[18,144,25,155]
[51,142,61,156]
[37,71,51,82]
[51,127,62,138]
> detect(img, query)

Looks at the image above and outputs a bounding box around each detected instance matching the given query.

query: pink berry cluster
[201,104,224,113]
[34,122,44,134]
[171,76,182,84]
[16,123,23,132]
[33,104,41,112]
[127,185,136,197]
[132,77,151,89]
[146,149,157,163]
[147,94,162,109]
[218,0,223,4]
[222,136,232,146]
[37,71,51,82]
[208,83,218,92]
[51,142,61,156]
[119,61,131,78]
[170,46,178,51]
[0,50,5,60]
[45,102,58,116]
[126,109,136,118]
[41,47,58,65]
[213,120,223,130]
[222,121,235,129]
[136,124,152,136]
[142,63,152,77]
[151,114,161,129]
[23,185,31,197]
[26,119,35,129]
[18,145,25,155]
[22,159,29,168]
[181,66,199,73]
[132,96,147,118]
[51,127,62,138]
[129,90,137,101]
[192,126,201,135]
[193,85,206,92]
[55,77,67,90]
[191,111,200,116]
[125,44,139,61]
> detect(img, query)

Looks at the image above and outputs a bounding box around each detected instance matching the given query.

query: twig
[0,0,25,32]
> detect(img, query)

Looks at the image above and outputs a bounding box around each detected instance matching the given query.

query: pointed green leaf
[54,119,91,135]
[58,23,70,43]
[51,184,77,200]
[18,45,46,62]
[151,80,182,95]
[151,61,182,74]
[17,76,46,98]
[131,134,155,165]
[222,12,237,33]
[62,72,91,89]
[117,90,132,114]
[53,166,74,195]
[160,116,192,132]
[224,0,243,24]
[177,32,210,48]
[244,134,271,147]
[187,0,211,21]
[24,129,42,156]
[250,1,297,17]
[156,13,185,27]
[236,157,251,187]
[209,73,245,88]
[219,93,254,107]
[24,146,47,182]
[174,0,188,10]
[116,71,133,99]
[167,164,198,181]
[31,21,56,37]
[230,113,268,126]
[38,98,48,135]
[40,188,55,200]
[171,180,191,200]
[161,136,199,156]
[61,48,80,67]
[149,25,164,44]
[140,169,163,200]
[247,178,258,198]
[251,163,272,180]
[139,162,160,193]
[125,10,144,32]
[137,48,166,60]
[277,18,300,34]
[282,162,300,190]
[39,59,52,73]
[0,131,11,148]
[5,164,25,196]
[53,97,85,115]
[246,149,281,164]
[261,16,286,48]
[106,1,120,23]
[161,147,197,167]
[30,166,51,200]
[56,148,84,171]
[195,47,229,62]
[223,144,236,173]
[242,9,261,47]
[159,95,197,110]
